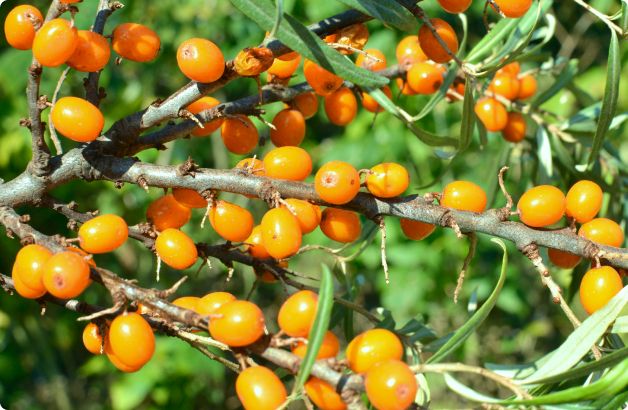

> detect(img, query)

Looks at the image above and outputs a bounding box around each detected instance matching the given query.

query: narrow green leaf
[621,0,628,32]
[611,315,628,333]
[458,75,475,151]
[444,374,501,403]
[467,19,519,63]
[536,126,553,177]
[268,0,283,38]
[411,68,457,121]
[335,0,417,31]
[532,59,578,107]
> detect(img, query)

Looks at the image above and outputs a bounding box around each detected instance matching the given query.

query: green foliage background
[0,0,626,409]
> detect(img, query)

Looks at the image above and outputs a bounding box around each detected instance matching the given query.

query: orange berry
[346,329,403,374]
[79,214,128,254]
[261,207,302,259]
[366,163,410,198]
[305,377,347,410]
[315,161,361,205]
[220,115,259,154]
[579,266,623,315]
[282,199,321,234]
[278,290,318,337]
[51,96,104,142]
[172,188,207,208]
[517,74,537,100]
[502,112,526,142]
[32,18,78,67]
[320,208,361,243]
[365,359,418,410]
[497,62,521,76]
[12,271,46,299]
[396,35,428,65]
[235,157,265,176]
[407,62,444,95]
[172,296,201,312]
[112,23,160,62]
[42,251,91,299]
[268,54,301,79]
[263,146,312,181]
[270,108,306,147]
[474,97,508,132]
[362,86,392,113]
[177,38,225,83]
[579,218,624,248]
[565,180,603,224]
[400,219,436,240]
[492,0,533,18]
[489,73,521,101]
[245,225,271,258]
[548,248,581,269]
[209,300,265,347]
[197,291,236,316]
[155,228,198,270]
[437,0,472,13]
[147,194,191,231]
[209,200,254,242]
[186,96,223,136]
[67,30,111,72]
[325,87,358,126]
[304,59,344,96]
[105,343,143,373]
[108,312,155,368]
[517,185,566,227]
[441,181,487,213]
[355,49,387,71]
[4,5,43,50]
[255,260,288,284]
[292,331,340,359]
[66,245,96,267]
[277,50,299,61]
[11,244,52,296]
[418,18,458,64]
[395,77,417,96]
[82,322,104,355]
[236,366,287,410]
[292,92,319,119]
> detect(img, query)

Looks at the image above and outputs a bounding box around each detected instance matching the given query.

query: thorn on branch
[440,211,463,238]
[497,166,513,220]
[179,109,205,129]
[114,181,124,189]
[137,175,150,192]
[177,157,199,177]
[19,118,32,129]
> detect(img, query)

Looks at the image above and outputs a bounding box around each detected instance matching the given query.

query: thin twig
[48,66,71,155]
[454,232,477,304]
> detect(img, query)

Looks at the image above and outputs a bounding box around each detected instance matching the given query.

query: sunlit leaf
[335,0,417,31]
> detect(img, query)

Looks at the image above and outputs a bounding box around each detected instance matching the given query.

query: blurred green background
[0,0,626,409]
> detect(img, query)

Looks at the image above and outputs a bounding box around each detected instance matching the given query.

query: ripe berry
[437,0,472,13]
[234,46,274,77]
[186,96,223,136]
[355,49,387,71]
[497,62,520,76]
[112,23,161,62]
[105,342,143,373]
[502,112,526,142]
[366,163,410,198]
[220,115,259,154]
[517,74,537,100]
[147,194,191,232]
[209,300,265,346]
[548,248,581,269]
[489,73,520,100]
[235,157,265,176]
[346,328,403,373]
[579,266,623,315]
[155,228,198,270]
[4,5,43,50]
[270,108,306,147]
[492,0,533,18]
[197,291,236,316]
[441,181,487,213]
[67,30,111,72]
[42,251,91,299]
[325,87,358,126]
[82,323,104,355]
[51,96,104,142]
[407,62,444,95]
[282,199,321,234]
[172,296,201,312]
[305,378,347,410]
[396,35,428,66]
[578,218,624,248]
[12,244,52,298]
[474,97,508,132]
[12,271,46,299]
[32,18,78,67]
[565,180,603,224]
[362,86,392,113]
[396,77,418,96]
[278,290,318,337]
[245,225,271,259]
[108,312,155,368]
[292,331,340,359]
[315,161,361,205]
[236,366,287,410]
[263,146,313,181]
[517,185,566,227]
[304,60,344,96]
[268,54,301,79]
[172,188,207,208]
[79,214,128,254]
[261,207,302,259]
[255,260,287,284]
[418,18,459,63]
[320,208,361,243]
[293,92,319,119]
[365,359,418,410]
[400,219,436,240]
[209,200,254,242]
[177,38,225,82]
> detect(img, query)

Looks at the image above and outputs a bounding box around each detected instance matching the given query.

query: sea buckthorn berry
[579,266,623,315]
[565,180,603,224]
[51,97,104,142]
[108,312,155,368]
[83,323,104,355]
[292,92,319,119]
[497,61,521,76]
[437,0,472,13]
[255,260,288,284]
[220,115,259,155]
[418,18,458,64]
[578,218,624,248]
[186,97,223,136]
[12,244,52,296]
[292,331,340,359]
[268,54,301,79]
[396,77,417,96]
[489,73,521,101]
[209,200,254,242]
[13,272,46,299]
[4,5,43,50]
[517,74,537,100]
[282,199,321,234]
[517,185,566,228]
[66,246,96,268]
[492,0,533,18]
[356,49,387,71]
[270,108,306,147]
[209,300,265,346]
[234,46,274,77]
[32,18,78,67]
[79,214,128,254]
[263,146,313,181]
[172,188,207,208]
[305,378,347,410]
[261,207,303,259]
[67,31,111,72]
[362,86,392,113]
[474,97,508,132]
[105,344,143,373]
[396,35,428,66]
[147,194,191,231]
[112,23,160,62]
[278,290,318,337]
[441,181,487,213]
[155,228,198,270]
[320,208,361,243]
[235,157,265,176]
[332,23,369,55]
[245,225,271,258]
[325,87,358,126]
[366,163,410,198]
[42,251,91,299]
[407,62,444,95]
[346,329,403,374]
[172,296,201,312]
[236,366,287,410]
[365,359,418,410]
[197,291,236,316]
[548,248,581,269]
[304,60,344,96]
[502,112,526,143]
[315,161,360,205]
[400,218,436,241]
